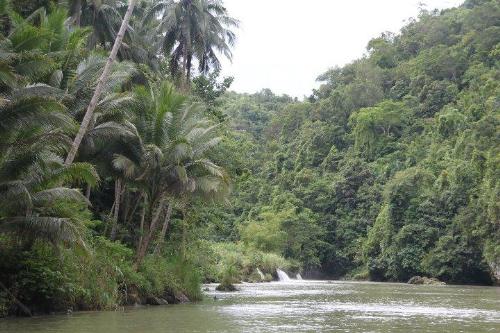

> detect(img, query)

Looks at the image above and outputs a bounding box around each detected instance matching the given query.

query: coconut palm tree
[0,85,98,246]
[0,5,90,92]
[152,98,230,256]
[0,4,100,245]
[66,0,124,45]
[65,0,137,166]
[0,4,141,244]
[148,0,238,89]
[64,54,143,239]
[131,81,229,267]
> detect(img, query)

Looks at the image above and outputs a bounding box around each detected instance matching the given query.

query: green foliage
[1,0,500,320]
[196,241,293,283]
[192,70,234,121]
[0,0,238,315]
[351,100,409,159]
[139,256,203,301]
[205,0,499,284]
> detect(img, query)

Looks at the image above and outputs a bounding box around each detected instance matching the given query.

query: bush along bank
[0,237,200,317]
[193,241,299,285]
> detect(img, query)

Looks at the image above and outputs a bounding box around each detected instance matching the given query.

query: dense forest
[0,0,499,318]
[213,0,500,286]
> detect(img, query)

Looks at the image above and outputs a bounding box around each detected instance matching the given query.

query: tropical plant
[0,85,98,246]
[149,0,238,89]
[0,5,90,92]
[132,82,229,266]
[65,0,137,166]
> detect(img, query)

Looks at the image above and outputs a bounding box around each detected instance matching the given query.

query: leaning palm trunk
[137,195,147,249]
[181,209,188,260]
[65,0,137,166]
[153,202,173,255]
[110,178,123,240]
[134,199,166,269]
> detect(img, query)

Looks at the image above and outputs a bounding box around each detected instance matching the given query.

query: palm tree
[132,81,229,267]
[131,82,186,267]
[65,54,143,239]
[67,0,125,45]
[152,99,230,256]
[149,0,238,89]
[65,0,137,166]
[0,5,99,245]
[0,85,98,246]
[0,3,141,245]
[120,0,164,70]
[0,5,90,92]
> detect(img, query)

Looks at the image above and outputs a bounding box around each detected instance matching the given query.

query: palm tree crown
[150,0,238,88]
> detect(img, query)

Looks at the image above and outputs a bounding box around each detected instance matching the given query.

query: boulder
[145,296,168,305]
[174,292,190,303]
[487,260,500,285]
[247,270,263,283]
[125,285,144,305]
[215,282,238,292]
[162,289,190,304]
[408,276,445,285]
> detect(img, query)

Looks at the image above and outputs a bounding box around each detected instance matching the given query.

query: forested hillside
[204,0,499,285]
[0,0,498,319]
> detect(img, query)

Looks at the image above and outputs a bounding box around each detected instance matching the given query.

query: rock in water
[162,289,190,304]
[174,292,190,303]
[216,283,238,292]
[408,276,445,285]
[487,260,500,285]
[146,296,168,305]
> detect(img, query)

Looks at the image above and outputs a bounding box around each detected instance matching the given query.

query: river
[1,280,499,332]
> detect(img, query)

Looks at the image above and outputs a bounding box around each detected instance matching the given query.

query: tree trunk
[125,192,142,227]
[85,184,91,200]
[70,0,82,26]
[134,198,166,269]
[185,52,192,91]
[110,178,122,240]
[182,44,188,91]
[137,194,146,252]
[181,22,191,92]
[181,209,187,260]
[153,202,173,255]
[65,0,137,166]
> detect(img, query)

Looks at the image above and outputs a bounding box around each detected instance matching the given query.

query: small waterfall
[276,269,291,282]
[256,268,265,280]
[296,273,303,280]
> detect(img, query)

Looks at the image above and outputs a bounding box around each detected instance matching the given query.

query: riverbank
[0,238,202,318]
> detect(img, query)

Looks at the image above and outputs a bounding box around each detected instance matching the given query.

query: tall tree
[132,82,229,267]
[151,0,238,90]
[65,0,137,165]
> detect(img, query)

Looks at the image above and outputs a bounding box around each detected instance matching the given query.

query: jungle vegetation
[0,0,499,317]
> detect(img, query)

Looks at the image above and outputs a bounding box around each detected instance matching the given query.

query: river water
[1,281,499,332]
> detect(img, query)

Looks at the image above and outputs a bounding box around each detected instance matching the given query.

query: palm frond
[0,216,85,246]
[112,154,138,179]
[32,187,90,207]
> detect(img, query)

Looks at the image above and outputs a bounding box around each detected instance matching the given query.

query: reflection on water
[1,281,499,332]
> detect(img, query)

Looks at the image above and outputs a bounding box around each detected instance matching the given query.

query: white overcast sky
[219,0,464,98]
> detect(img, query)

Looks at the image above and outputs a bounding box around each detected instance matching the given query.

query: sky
[219,0,464,98]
